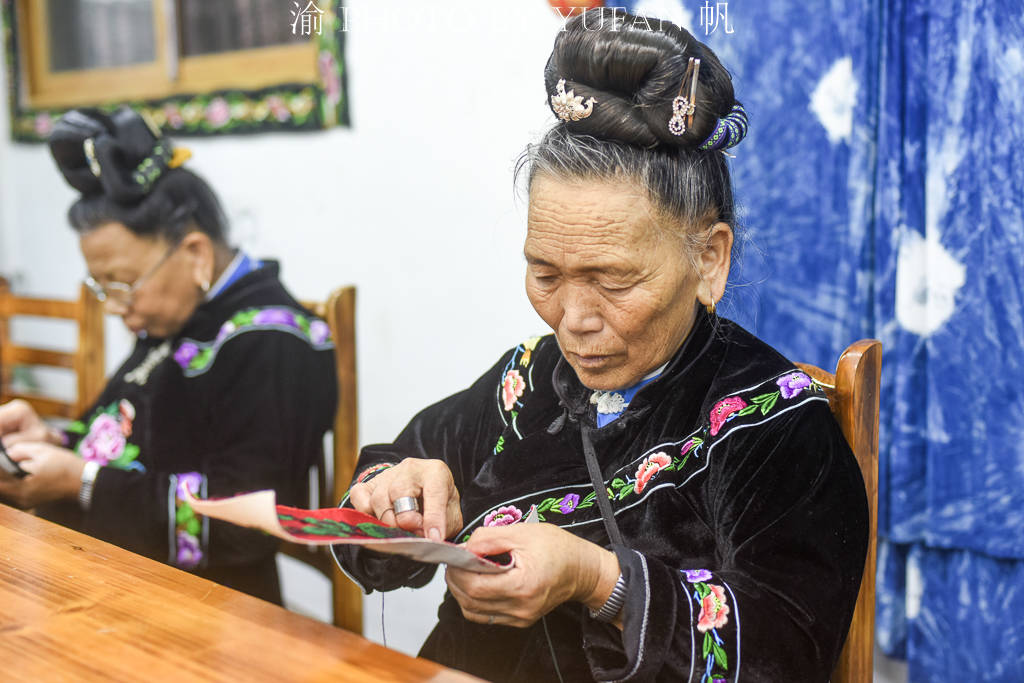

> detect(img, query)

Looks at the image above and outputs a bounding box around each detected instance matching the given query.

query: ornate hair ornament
[698,103,749,152]
[83,138,102,178]
[551,79,596,122]
[669,57,701,136]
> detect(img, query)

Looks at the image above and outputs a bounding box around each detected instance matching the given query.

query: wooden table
[0,504,481,682]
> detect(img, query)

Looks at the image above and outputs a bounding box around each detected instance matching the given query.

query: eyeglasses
[84,240,181,311]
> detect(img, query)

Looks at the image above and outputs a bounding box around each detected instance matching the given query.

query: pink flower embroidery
[697,584,730,632]
[680,439,696,456]
[501,369,526,411]
[205,97,231,128]
[78,414,126,465]
[709,396,747,436]
[484,505,523,527]
[634,452,672,494]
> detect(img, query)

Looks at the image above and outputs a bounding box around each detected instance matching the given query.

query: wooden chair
[284,286,363,634]
[796,340,882,683]
[0,278,105,419]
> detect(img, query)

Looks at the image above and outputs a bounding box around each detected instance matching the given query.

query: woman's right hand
[0,400,62,447]
[348,459,462,542]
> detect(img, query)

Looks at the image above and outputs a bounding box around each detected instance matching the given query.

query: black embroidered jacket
[37,263,337,603]
[336,310,868,682]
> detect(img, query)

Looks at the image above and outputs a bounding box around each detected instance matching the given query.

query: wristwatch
[589,572,628,622]
[78,461,101,511]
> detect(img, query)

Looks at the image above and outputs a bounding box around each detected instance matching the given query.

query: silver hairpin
[669,58,701,136]
[551,79,596,122]
[83,138,102,177]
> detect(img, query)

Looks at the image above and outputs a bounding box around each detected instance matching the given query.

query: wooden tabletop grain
[0,504,481,683]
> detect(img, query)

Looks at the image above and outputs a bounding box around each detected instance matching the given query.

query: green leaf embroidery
[581,491,596,505]
[617,486,633,500]
[536,497,558,514]
[695,582,711,599]
[712,642,729,670]
[703,632,713,658]
[736,404,759,416]
[185,518,201,536]
[176,504,194,525]
[66,421,87,434]
[750,390,780,415]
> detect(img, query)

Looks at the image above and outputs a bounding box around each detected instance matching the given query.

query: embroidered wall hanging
[2,0,349,142]
[181,486,514,573]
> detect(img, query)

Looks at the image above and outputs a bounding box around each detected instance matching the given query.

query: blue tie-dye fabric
[620,1,1024,680]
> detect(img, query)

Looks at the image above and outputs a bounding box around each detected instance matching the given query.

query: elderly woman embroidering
[0,108,336,603]
[335,10,867,682]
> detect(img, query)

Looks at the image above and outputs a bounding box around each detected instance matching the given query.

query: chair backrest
[0,278,105,419]
[285,286,362,634]
[796,339,882,683]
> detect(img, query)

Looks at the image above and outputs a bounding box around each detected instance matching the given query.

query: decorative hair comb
[669,57,701,136]
[551,79,596,122]
[698,103,749,152]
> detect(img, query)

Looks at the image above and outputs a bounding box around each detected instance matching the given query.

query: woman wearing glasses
[0,108,337,603]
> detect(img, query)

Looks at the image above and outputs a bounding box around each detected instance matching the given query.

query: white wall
[0,0,565,655]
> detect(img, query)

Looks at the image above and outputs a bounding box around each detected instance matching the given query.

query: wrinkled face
[79,222,205,339]
[525,175,714,391]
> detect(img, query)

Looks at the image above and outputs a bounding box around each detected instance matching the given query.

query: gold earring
[705,300,716,315]
[200,280,210,293]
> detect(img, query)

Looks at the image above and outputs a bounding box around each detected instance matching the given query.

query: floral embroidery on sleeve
[709,370,823,437]
[174,306,333,377]
[66,400,145,471]
[681,569,738,683]
[171,472,207,570]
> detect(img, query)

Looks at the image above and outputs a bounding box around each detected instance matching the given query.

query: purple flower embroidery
[484,505,523,527]
[78,414,126,465]
[684,569,713,583]
[173,342,200,368]
[310,320,330,345]
[253,308,296,327]
[681,439,696,457]
[176,531,202,569]
[777,371,812,399]
[176,472,203,499]
[557,493,580,514]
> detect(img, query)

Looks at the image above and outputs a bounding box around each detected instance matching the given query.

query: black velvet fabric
[335,310,867,681]
[36,263,337,603]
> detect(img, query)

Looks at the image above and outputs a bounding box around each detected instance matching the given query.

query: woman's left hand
[446,523,621,628]
[0,443,84,508]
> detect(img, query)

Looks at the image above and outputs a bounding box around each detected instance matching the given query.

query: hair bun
[48,106,174,204]
[544,8,738,151]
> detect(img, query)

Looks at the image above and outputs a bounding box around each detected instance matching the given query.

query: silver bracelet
[589,572,628,622]
[78,461,101,511]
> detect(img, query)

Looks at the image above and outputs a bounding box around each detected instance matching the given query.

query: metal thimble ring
[393,496,420,515]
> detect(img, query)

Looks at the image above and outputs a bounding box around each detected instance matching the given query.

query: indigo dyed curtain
[620,1,1024,680]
